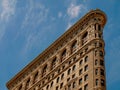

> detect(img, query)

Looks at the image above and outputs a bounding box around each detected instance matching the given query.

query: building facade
[6,9,107,90]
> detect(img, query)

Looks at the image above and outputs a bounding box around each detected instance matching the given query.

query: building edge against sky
[6,9,107,90]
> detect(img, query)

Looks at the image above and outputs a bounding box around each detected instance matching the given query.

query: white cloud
[65,0,87,30]
[66,22,72,30]
[0,0,16,41]
[20,0,50,55]
[67,0,86,19]
[0,0,16,22]
[21,0,49,30]
[67,3,82,19]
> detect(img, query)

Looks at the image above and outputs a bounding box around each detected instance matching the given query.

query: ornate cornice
[6,9,107,89]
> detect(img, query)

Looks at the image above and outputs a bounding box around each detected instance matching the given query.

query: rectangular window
[95,69,98,75]
[100,69,104,76]
[79,78,82,85]
[96,79,98,86]
[84,74,88,81]
[84,84,88,90]
[101,79,105,86]
[100,60,104,66]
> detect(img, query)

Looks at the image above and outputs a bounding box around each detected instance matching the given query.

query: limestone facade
[6,9,107,90]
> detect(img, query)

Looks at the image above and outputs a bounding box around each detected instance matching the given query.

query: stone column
[22,82,26,90]
[30,75,34,85]
[79,35,82,47]
[56,53,61,63]
[47,62,51,72]
[39,68,42,79]
[66,45,71,56]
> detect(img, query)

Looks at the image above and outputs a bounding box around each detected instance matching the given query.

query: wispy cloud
[20,0,49,55]
[65,0,87,30]
[21,0,49,30]
[0,0,16,41]
[0,0,16,22]
[67,3,84,19]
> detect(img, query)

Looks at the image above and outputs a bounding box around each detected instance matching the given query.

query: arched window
[71,41,77,53]
[51,81,53,87]
[33,71,38,83]
[82,32,88,45]
[60,83,63,89]
[95,59,98,65]
[51,57,57,70]
[72,65,76,71]
[68,69,71,75]
[56,77,59,83]
[61,73,64,80]
[85,56,88,62]
[18,84,22,90]
[96,79,98,86]
[26,78,30,89]
[42,65,47,77]
[73,82,76,88]
[95,69,98,75]
[46,85,49,90]
[61,49,67,62]
[99,51,103,57]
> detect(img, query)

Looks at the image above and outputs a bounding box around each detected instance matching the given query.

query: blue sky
[0,0,120,90]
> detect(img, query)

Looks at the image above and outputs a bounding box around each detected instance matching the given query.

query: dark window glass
[60,83,63,89]
[85,56,88,62]
[61,73,64,80]
[79,78,82,85]
[96,79,98,86]
[72,65,76,71]
[84,65,88,71]
[84,84,88,90]
[101,79,105,86]
[79,69,83,75]
[79,60,83,66]
[100,69,104,76]
[68,69,71,75]
[56,77,59,83]
[84,74,88,81]
[95,59,98,65]
[95,69,98,75]
[98,24,101,31]
[100,51,103,57]
[19,84,22,90]
[100,60,104,66]
[73,82,76,88]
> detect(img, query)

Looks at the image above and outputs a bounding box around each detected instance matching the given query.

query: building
[6,9,107,90]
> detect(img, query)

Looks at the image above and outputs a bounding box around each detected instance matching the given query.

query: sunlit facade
[6,9,107,90]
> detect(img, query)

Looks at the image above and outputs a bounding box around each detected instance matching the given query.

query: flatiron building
[6,9,107,90]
